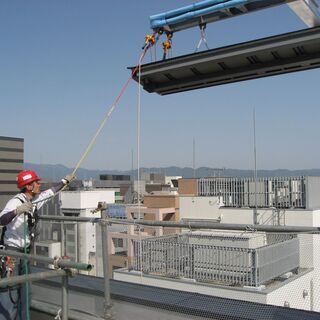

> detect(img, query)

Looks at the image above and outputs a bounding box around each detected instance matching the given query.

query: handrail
[0,249,92,271]
[39,215,101,223]
[0,269,68,287]
[38,215,320,233]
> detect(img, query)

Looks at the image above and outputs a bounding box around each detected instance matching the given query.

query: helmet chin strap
[27,182,37,196]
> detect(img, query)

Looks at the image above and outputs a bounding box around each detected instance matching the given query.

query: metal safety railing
[132,233,299,287]
[0,214,111,320]
[0,248,92,320]
[2,214,320,320]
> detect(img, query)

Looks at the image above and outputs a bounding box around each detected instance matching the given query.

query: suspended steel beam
[130,26,320,95]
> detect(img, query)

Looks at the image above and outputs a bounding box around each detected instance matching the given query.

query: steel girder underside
[130,26,320,95]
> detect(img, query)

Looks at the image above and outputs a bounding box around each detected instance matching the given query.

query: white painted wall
[267,272,313,310]
[115,270,314,310]
[179,196,222,220]
[60,190,115,210]
[114,271,267,304]
[165,176,182,187]
[179,196,319,227]
[60,190,115,275]
[311,210,320,311]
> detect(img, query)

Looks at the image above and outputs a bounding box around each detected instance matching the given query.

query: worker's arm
[33,173,76,211]
[51,173,76,193]
[0,200,33,226]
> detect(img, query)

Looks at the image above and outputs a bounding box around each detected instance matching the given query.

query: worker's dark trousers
[0,258,31,320]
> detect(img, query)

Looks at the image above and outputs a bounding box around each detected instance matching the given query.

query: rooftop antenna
[131,148,134,180]
[253,107,258,225]
[193,137,196,178]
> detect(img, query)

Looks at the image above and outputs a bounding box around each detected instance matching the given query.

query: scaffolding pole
[100,219,112,319]
[0,270,70,320]
[62,273,69,320]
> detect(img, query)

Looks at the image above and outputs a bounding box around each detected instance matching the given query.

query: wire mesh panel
[198,176,306,208]
[132,233,300,287]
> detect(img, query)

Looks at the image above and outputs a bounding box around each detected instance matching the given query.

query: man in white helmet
[0,169,75,320]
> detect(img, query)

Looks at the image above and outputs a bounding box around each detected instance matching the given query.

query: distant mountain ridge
[24,163,320,182]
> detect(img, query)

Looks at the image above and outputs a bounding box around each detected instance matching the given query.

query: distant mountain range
[24,163,320,182]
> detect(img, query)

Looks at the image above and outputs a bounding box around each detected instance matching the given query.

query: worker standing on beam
[0,169,75,320]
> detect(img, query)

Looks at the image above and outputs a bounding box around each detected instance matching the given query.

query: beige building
[108,192,180,277]
[0,136,24,210]
[178,178,198,196]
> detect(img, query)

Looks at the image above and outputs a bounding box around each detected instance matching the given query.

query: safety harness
[0,196,38,275]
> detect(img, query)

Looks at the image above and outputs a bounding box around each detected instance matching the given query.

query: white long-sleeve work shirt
[0,189,54,249]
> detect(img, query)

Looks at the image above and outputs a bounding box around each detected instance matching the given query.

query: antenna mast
[193,137,196,178]
[253,108,258,225]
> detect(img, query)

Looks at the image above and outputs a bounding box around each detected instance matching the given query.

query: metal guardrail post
[100,219,112,319]
[62,274,69,320]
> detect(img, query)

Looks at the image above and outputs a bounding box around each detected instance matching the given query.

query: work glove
[62,173,76,185]
[16,203,33,216]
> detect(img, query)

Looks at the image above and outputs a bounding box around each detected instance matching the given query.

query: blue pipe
[150,0,228,20]
[150,0,258,29]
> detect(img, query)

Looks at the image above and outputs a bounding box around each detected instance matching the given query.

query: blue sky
[1,1,319,171]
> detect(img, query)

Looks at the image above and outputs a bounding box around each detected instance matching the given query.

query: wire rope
[18,35,158,319]
[31,44,152,206]
[137,57,143,281]
[23,214,30,320]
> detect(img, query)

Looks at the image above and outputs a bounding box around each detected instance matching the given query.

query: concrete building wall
[60,190,115,275]
[179,196,222,220]
[61,190,115,210]
[306,176,320,210]
[144,194,179,209]
[78,208,100,268]
[266,272,313,310]
[144,194,180,230]
[0,136,24,210]
[179,195,320,227]
[178,179,197,196]
[114,269,313,310]
[311,211,320,311]
[108,194,180,277]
